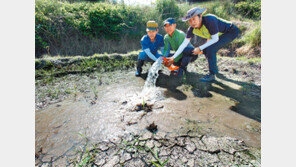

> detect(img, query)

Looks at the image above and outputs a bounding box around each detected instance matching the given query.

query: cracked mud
[35,57,261,166]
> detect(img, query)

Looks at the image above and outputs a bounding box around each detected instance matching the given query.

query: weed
[90,84,98,99]
[117,137,169,166]
[74,84,78,98]
[148,147,169,167]
[71,133,97,167]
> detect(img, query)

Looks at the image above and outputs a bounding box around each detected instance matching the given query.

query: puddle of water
[36,69,261,162]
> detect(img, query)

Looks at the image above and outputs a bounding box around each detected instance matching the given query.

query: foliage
[156,0,180,20]
[244,21,261,47]
[234,0,261,19]
[35,0,261,57]
[237,21,261,48]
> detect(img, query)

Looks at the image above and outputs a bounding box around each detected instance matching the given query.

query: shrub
[156,0,180,20]
[35,0,260,57]
[244,21,261,47]
[234,0,261,19]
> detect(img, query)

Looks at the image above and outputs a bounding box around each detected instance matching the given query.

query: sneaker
[200,74,215,82]
[135,68,142,77]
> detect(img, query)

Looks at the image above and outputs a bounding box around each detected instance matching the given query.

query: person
[135,21,165,76]
[178,7,239,82]
[163,18,198,77]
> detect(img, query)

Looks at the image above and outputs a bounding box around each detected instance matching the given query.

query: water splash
[141,57,164,104]
[144,57,163,89]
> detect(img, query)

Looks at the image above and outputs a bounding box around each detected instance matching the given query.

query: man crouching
[135,21,165,76]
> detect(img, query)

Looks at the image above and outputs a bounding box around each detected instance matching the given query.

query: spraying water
[140,57,164,103]
[125,57,164,109]
[144,57,163,89]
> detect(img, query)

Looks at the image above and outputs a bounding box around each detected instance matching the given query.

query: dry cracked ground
[35,56,261,167]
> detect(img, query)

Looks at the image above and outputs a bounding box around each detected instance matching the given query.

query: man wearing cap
[163,18,198,77]
[178,7,239,82]
[135,21,165,76]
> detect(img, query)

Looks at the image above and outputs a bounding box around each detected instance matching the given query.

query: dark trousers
[203,25,239,74]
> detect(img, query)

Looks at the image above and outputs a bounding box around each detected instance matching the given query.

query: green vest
[164,29,186,62]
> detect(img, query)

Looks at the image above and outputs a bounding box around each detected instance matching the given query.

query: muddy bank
[35,56,261,166]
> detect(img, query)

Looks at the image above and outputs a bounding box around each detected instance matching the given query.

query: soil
[35,56,261,166]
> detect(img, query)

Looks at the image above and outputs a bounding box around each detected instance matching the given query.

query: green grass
[35,51,140,80]
[36,0,260,57]
[235,56,261,64]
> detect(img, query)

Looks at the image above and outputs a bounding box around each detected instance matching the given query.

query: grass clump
[243,21,261,48]
[35,52,139,80]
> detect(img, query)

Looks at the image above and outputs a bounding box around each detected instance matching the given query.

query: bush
[35,0,260,57]
[244,21,261,47]
[156,0,180,20]
[234,0,261,19]
[235,21,260,48]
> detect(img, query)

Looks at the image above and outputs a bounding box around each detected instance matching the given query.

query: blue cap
[163,18,175,26]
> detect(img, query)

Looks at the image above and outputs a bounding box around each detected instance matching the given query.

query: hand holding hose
[192,47,202,55]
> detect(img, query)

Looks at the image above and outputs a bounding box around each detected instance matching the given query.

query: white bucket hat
[182,7,206,21]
